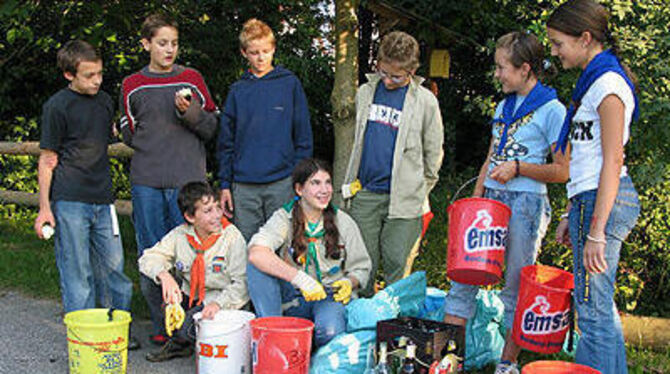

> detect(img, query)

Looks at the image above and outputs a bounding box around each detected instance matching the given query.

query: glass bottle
[374,342,391,374]
[400,341,417,373]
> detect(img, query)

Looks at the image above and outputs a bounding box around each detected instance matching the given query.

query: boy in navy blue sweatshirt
[217,18,313,243]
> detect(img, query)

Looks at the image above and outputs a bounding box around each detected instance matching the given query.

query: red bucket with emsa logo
[512,265,574,354]
[446,197,511,285]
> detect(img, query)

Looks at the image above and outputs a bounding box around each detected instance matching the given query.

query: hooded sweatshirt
[217,66,312,189]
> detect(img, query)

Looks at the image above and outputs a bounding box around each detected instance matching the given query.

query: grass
[0,207,150,318]
[1,207,669,373]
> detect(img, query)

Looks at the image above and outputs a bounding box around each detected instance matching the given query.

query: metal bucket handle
[450,176,479,205]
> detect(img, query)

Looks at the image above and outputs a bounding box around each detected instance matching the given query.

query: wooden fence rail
[0,141,134,215]
[0,141,133,158]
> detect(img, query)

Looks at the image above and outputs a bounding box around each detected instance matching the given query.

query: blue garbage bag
[309,330,376,374]
[380,271,427,318]
[310,271,428,373]
[464,289,505,370]
[347,271,427,331]
[418,287,446,321]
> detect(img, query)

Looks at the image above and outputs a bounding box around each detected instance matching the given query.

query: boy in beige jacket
[342,31,444,296]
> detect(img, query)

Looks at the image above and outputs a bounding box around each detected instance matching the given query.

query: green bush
[1,0,668,317]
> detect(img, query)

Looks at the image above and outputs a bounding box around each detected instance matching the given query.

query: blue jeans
[131,184,185,335]
[569,176,639,374]
[52,200,133,313]
[247,265,345,348]
[444,189,551,329]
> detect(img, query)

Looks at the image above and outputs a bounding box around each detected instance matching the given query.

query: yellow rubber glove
[342,179,362,199]
[350,180,362,196]
[332,278,353,304]
[291,271,326,302]
[164,302,185,336]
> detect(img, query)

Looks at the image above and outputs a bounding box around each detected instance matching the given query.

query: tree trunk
[330,0,359,205]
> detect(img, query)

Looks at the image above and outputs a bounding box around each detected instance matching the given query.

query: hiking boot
[145,340,193,362]
[148,333,169,346]
[494,361,519,374]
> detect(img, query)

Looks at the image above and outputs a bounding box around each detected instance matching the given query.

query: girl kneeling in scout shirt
[248,158,372,347]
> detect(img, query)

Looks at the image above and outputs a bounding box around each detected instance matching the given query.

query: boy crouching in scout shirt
[139,181,249,362]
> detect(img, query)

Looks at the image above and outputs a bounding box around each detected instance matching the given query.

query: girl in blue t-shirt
[443,31,569,374]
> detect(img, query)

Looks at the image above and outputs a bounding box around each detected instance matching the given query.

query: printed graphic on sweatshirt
[367,103,402,130]
[490,113,532,165]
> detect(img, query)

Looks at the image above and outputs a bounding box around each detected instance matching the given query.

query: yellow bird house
[430,49,450,78]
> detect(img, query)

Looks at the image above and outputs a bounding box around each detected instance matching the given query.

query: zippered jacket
[343,74,444,218]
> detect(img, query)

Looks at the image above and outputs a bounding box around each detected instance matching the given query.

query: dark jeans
[131,184,184,336]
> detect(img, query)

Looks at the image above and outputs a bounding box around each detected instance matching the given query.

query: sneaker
[128,336,141,351]
[145,340,194,362]
[494,361,519,374]
[148,333,169,346]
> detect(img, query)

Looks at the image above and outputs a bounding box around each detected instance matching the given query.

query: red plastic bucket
[512,265,574,354]
[446,197,511,285]
[250,316,314,374]
[522,360,601,373]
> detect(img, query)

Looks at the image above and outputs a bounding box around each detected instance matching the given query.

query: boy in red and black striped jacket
[119,13,218,347]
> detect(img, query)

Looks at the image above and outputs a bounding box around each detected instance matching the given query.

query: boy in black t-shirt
[34,41,134,331]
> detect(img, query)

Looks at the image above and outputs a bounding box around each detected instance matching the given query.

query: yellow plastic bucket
[63,308,132,374]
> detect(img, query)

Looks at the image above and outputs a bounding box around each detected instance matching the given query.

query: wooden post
[621,313,670,351]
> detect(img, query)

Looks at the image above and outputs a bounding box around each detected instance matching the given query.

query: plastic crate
[376,317,464,372]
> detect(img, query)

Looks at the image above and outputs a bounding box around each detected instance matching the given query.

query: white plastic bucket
[194,309,255,374]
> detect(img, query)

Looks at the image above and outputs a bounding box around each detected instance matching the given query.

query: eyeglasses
[377,67,410,84]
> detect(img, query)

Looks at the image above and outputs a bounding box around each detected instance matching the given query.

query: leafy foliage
[0,0,334,195]
[397,0,670,317]
[1,1,668,316]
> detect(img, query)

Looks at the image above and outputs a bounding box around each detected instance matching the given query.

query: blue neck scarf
[492,81,557,155]
[554,49,639,153]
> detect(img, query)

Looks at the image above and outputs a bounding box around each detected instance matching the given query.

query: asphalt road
[0,290,194,374]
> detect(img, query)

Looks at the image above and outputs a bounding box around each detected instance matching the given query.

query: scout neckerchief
[283,199,341,283]
[304,220,324,283]
[492,81,558,155]
[554,49,639,154]
[184,217,231,307]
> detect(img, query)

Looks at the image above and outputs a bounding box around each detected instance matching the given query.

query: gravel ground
[0,290,194,374]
